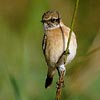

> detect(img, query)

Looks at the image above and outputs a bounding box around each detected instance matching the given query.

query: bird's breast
[45,28,67,67]
[44,26,77,67]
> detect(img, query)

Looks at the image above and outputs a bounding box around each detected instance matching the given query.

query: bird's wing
[42,34,47,54]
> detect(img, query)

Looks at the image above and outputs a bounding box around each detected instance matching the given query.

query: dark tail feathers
[45,76,53,88]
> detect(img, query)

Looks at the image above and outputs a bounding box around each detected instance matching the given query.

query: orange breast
[45,27,68,67]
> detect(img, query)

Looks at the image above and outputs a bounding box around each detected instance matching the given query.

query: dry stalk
[56,71,65,100]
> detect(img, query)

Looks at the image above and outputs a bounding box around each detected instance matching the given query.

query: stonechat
[41,10,77,88]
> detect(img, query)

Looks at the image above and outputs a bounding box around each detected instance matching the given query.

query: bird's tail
[45,68,55,88]
[45,76,53,88]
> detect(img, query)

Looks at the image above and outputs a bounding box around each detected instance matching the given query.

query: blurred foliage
[0,0,100,100]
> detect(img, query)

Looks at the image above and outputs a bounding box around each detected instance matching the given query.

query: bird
[41,10,77,88]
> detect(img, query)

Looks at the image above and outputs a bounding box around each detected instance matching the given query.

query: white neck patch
[44,22,64,30]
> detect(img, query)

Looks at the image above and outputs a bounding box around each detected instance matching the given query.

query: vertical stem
[66,0,79,53]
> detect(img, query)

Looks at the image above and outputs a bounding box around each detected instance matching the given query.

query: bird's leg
[56,50,69,88]
[56,64,66,88]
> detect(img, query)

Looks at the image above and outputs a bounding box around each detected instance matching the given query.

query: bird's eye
[51,18,57,22]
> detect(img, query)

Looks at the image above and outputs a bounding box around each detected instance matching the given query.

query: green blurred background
[0,0,100,100]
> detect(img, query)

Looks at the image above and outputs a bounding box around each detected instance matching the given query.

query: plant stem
[66,0,79,54]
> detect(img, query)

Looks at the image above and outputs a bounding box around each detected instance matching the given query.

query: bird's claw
[56,78,65,88]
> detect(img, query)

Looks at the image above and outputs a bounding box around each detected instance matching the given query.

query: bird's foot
[56,78,65,88]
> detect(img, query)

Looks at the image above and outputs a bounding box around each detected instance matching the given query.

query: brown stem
[56,71,64,100]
